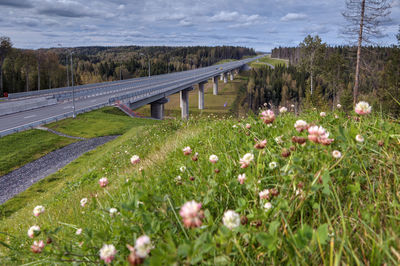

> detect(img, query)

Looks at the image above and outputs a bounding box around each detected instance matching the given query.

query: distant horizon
[1,0,399,51]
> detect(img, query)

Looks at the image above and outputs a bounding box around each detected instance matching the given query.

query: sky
[0,0,399,51]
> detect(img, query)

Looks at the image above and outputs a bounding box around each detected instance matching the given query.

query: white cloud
[210,11,240,22]
[280,13,308,22]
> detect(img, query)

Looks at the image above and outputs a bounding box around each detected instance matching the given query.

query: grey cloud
[0,0,33,8]
[280,13,308,22]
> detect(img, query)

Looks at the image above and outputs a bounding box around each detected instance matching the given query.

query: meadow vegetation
[1,103,399,265]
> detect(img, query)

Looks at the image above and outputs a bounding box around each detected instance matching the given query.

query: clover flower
[222,210,240,230]
[337,104,342,109]
[209,155,218,164]
[320,112,326,117]
[254,139,267,149]
[99,244,117,264]
[355,101,371,115]
[135,235,154,258]
[130,155,140,165]
[182,146,192,155]
[31,240,45,253]
[180,166,186,173]
[263,202,272,211]
[279,107,288,113]
[109,208,118,217]
[260,109,275,124]
[99,177,109,188]
[356,134,364,143]
[332,150,342,159]
[28,225,40,238]
[80,198,88,207]
[269,162,277,169]
[179,200,204,228]
[76,228,82,235]
[259,189,270,200]
[294,120,308,132]
[33,205,45,217]
[239,153,254,168]
[238,174,246,184]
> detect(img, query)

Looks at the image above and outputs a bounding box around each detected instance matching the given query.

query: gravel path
[0,135,118,204]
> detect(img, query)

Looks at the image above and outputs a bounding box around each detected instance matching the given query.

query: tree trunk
[354,0,365,104]
[37,62,40,90]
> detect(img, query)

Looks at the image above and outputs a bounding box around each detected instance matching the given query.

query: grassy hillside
[1,107,399,264]
[250,54,288,68]
[0,130,77,177]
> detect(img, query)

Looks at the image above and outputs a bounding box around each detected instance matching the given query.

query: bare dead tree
[342,0,392,104]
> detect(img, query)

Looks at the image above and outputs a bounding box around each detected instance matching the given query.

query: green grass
[135,77,248,118]
[0,130,77,176]
[250,54,288,68]
[47,107,159,138]
[1,109,399,264]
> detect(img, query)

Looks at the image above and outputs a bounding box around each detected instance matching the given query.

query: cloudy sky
[1,0,399,51]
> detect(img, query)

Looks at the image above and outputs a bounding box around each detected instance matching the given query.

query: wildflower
[239,153,254,168]
[378,140,384,147]
[291,104,295,108]
[295,188,303,197]
[179,166,186,173]
[254,139,267,149]
[308,126,334,145]
[175,176,182,184]
[269,162,277,169]
[320,112,326,117]
[356,134,364,143]
[209,155,218,164]
[31,240,45,253]
[232,124,237,128]
[222,210,240,230]
[259,189,270,200]
[76,228,82,235]
[99,244,117,264]
[294,120,308,132]
[238,174,246,184]
[355,101,371,115]
[28,225,40,238]
[275,135,283,144]
[99,177,108,188]
[279,107,288,113]
[281,148,291,158]
[334,114,339,119]
[240,216,248,225]
[261,109,275,124]
[182,146,192,155]
[332,150,342,159]
[292,136,307,144]
[33,205,45,217]
[179,200,204,228]
[337,104,342,109]
[245,123,251,129]
[192,152,199,161]
[263,202,272,211]
[109,208,118,217]
[130,155,140,165]
[80,198,88,207]
[135,235,153,258]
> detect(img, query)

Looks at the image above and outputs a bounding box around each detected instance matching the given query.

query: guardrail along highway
[0,55,264,137]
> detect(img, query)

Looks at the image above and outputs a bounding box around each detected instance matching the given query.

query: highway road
[0,55,263,136]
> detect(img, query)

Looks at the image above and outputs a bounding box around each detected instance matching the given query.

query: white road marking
[23,115,36,119]
[63,106,72,109]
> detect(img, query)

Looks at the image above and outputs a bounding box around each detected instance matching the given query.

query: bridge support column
[223,73,228,83]
[230,71,234,81]
[220,74,223,81]
[212,76,219,95]
[181,87,193,120]
[198,82,206,110]
[150,98,169,120]
[180,91,183,109]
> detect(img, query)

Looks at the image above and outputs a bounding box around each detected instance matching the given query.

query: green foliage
[1,109,399,264]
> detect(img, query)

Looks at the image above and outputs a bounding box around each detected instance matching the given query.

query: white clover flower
[279,107,288,113]
[355,101,371,115]
[182,146,192,155]
[222,210,240,230]
[80,198,88,207]
[33,205,45,217]
[99,244,117,264]
[320,112,326,117]
[269,162,277,169]
[337,104,342,109]
[275,136,283,144]
[179,166,186,173]
[209,154,218,163]
[238,173,246,184]
[355,134,364,143]
[239,153,254,168]
[109,208,118,217]
[263,202,272,211]
[135,235,153,258]
[332,150,342,159]
[28,225,40,238]
[130,155,140,165]
[76,228,82,235]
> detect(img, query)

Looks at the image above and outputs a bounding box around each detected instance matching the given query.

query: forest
[0,39,256,95]
[245,33,400,116]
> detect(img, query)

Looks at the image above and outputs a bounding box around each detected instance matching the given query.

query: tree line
[0,39,256,95]
[246,32,399,116]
